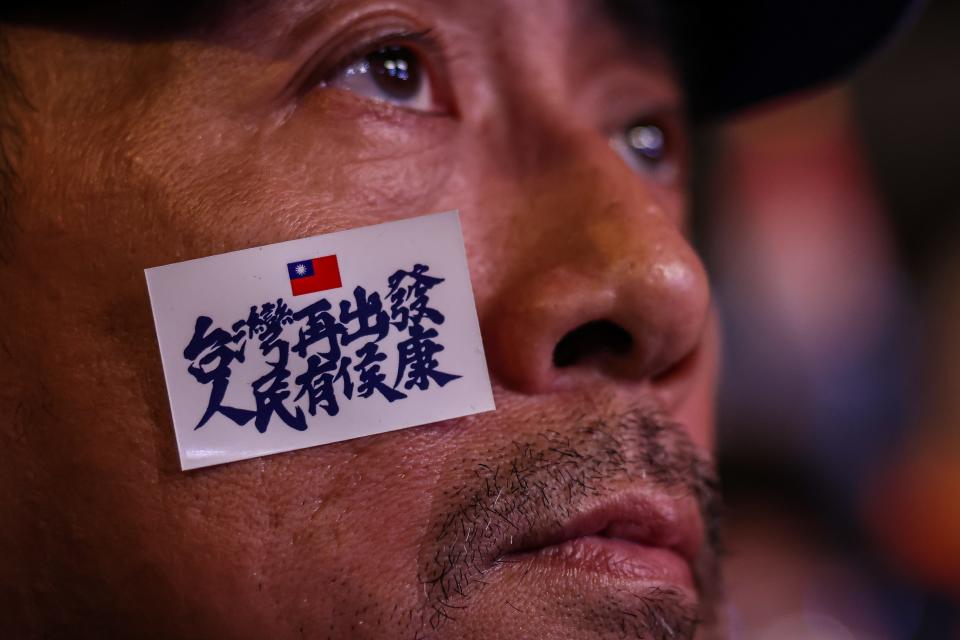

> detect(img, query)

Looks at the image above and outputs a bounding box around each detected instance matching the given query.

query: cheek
[671,308,720,451]
[5,36,477,631]
[123,68,463,258]
[244,424,464,633]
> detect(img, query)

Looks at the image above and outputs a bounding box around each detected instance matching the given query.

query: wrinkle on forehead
[209,0,669,62]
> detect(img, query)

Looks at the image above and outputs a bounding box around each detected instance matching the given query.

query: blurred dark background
[693,0,960,637]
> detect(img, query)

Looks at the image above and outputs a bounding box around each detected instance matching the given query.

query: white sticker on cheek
[145,211,495,470]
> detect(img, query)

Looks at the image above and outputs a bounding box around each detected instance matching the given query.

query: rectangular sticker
[145,211,495,470]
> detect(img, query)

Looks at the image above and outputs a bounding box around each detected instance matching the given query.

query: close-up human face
[0,0,718,638]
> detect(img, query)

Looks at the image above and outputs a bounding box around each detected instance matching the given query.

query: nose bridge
[484,85,677,239]
[480,114,710,397]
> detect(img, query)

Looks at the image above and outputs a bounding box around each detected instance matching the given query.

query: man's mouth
[499,490,703,593]
[417,413,720,635]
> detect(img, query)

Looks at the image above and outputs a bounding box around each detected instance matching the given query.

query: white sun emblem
[295,263,307,276]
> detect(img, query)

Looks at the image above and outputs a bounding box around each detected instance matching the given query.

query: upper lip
[501,488,704,569]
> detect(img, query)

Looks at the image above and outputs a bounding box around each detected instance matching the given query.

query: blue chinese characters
[183,264,461,432]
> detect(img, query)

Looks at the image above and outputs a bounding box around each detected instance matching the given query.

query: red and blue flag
[287,255,342,296]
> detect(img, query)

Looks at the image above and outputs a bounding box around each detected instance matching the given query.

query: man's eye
[324,45,441,113]
[610,121,676,181]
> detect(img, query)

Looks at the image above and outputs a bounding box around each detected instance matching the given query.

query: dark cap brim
[667,0,925,120]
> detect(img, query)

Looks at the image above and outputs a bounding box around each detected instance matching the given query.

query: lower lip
[512,536,695,591]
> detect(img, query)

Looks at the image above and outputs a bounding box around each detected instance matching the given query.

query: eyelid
[291,22,455,115]
[283,9,431,92]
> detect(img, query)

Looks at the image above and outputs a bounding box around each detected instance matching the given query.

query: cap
[666,0,925,119]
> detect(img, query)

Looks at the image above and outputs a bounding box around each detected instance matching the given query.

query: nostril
[552,319,633,368]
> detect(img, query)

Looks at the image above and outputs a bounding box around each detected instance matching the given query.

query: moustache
[416,408,723,637]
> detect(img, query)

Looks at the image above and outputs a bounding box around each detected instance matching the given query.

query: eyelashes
[298,27,455,116]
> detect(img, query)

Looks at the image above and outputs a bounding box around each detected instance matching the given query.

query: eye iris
[627,124,665,162]
[368,46,421,101]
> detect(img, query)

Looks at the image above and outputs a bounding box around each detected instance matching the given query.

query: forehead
[208,0,678,113]
[219,0,666,54]
[9,0,669,62]
[6,0,680,121]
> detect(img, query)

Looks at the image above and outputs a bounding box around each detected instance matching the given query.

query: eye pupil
[368,46,420,101]
[627,124,665,161]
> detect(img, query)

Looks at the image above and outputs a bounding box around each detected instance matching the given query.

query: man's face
[0,0,719,638]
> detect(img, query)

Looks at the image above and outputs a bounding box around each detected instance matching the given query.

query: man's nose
[481,133,710,399]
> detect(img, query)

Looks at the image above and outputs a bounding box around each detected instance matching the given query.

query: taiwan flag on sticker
[145,211,495,471]
[287,255,342,296]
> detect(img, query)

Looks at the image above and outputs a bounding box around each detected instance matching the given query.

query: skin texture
[0,0,719,638]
